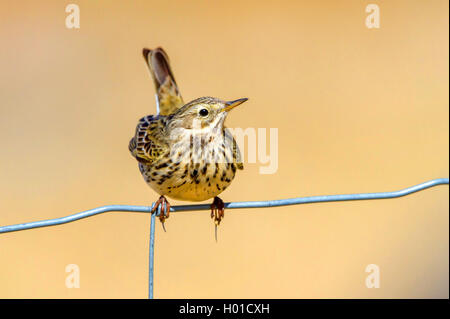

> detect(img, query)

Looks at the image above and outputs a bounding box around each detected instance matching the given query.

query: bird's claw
[210,196,225,226]
[151,195,171,231]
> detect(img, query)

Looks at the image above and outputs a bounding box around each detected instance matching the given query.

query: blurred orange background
[0,0,448,298]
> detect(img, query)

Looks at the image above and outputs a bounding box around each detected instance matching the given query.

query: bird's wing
[129,115,167,164]
[142,47,184,116]
[224,128,244,170]
[233,137,244,170]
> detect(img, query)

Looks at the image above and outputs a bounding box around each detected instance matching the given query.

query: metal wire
[0,178,448,298]
[148,204,156,299]
[1,178,447,234]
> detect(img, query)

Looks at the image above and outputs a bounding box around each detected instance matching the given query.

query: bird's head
[168,96,248,131]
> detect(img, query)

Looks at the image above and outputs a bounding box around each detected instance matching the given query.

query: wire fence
[1,178,448,298]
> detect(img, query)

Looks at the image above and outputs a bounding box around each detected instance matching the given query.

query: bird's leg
[151,195,171,230]
[210,196,225,226]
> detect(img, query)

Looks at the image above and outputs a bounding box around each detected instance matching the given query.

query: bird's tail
[142,47,184,116]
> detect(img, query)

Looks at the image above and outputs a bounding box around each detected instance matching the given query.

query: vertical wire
[149,91,159,298]
[148,203,156,299]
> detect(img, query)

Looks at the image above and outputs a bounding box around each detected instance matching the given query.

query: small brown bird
[129,47,246,233]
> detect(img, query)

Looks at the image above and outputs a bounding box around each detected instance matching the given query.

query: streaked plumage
[129,47,246,229]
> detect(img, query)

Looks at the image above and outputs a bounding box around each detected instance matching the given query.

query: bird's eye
[199,108,209,117]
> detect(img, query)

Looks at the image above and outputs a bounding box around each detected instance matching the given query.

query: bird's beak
[222,98,248,113]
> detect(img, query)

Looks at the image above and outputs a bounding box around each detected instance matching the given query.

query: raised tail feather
[142,47,184,116]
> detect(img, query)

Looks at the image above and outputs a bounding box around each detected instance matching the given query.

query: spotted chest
[139,155,238,202]
[140,129,240,201]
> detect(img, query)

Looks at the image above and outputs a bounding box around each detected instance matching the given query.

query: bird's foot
[151,195,171,231]
[210,196,225,226]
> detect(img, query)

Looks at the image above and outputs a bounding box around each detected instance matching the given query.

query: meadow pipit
[129,47,246,233]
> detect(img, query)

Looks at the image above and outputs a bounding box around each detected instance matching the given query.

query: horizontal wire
[0,178,448,234]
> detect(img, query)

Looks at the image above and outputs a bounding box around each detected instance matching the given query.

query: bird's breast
[139,132,239,201]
